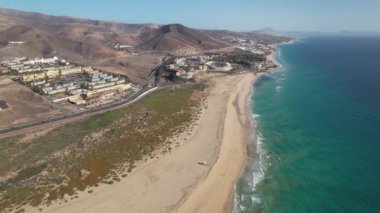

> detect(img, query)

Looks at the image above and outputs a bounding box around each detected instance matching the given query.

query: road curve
[0,86,158,139]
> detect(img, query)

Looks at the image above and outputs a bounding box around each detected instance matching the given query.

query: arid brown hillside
[137,24,230,51]
[0,8,289,83]
[0,9,232,54]
[0,25,119,59]
[0,8,235,82]
[0,9,231,57]
[0,8,160,46]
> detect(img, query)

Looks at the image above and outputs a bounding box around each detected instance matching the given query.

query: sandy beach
[24,72,257,213]
[175,73,256,213]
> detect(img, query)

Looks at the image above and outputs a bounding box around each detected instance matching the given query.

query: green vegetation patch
[3,187,33,204]
[0,84,206,210]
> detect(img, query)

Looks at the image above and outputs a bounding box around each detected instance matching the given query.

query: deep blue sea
[234,36,380,212]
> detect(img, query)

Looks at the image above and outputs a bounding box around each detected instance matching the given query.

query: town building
[206,61,233,72]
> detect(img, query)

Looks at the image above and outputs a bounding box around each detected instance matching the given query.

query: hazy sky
[0,0,379,32]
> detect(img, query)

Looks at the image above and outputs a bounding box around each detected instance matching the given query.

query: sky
[0,0,379,32]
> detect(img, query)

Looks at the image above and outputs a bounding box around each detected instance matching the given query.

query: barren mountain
[0,8,229,52]
[0,8,289,83]
[137,24,230,51]
[0,25,119,59]
[0,8,161,46]
[0,9,163,82]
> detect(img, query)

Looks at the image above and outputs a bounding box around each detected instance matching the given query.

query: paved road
[0,81,202,139]
[0,68,251,139]
[0,86,158,138]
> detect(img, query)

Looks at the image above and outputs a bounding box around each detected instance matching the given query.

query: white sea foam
[233,115,269,213]
[251,113,260,127]
[233,192,241,212]
[249,125,271,204]
[234,41,294,212]
[239,205,247,211]
[255,134,267,185]
[247,131,268,201]
[234,60,286,212]
[251,195,261,204]
[251,113,260,119]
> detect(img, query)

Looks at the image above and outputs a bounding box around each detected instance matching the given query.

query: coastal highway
[0,86,158,139]
[0,81,200,139]
[0,71,249,139]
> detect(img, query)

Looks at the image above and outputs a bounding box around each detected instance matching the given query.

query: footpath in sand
[24,73,256,213]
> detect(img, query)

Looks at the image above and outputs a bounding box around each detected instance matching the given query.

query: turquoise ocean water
[234,36,380,212]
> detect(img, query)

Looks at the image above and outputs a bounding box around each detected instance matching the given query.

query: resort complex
[1,57,137,107]
[0,5,297,213]
[0,1,379,213]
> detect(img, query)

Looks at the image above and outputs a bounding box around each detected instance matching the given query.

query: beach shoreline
[22,72,259,213]
[268,50,280,69]
[268,39,295,70]
[174,72,257,212]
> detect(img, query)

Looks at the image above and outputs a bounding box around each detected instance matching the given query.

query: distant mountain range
[0,8,232,56]
[254,28,380,37]
[0,8,291,82]
[0,8,291,55]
